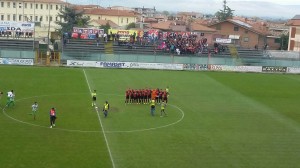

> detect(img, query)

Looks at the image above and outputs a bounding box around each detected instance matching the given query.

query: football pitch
[1,65,300,168]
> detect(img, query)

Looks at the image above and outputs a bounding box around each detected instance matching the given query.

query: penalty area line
[83,69,116,168]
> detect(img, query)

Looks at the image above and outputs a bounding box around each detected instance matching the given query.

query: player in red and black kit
[133,90,137,104]
[137,89,140,103]
[125,89,130,104]
[143,89,147,104]
[129,89,134,104]
[155,88,160,103]
[162,91,168,104]
[147,88,151,104]
[158,89,163,103]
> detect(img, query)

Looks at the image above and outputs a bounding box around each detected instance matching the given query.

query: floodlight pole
[47,2,51,51]
[33,0,36,51]
[46,2,51,64]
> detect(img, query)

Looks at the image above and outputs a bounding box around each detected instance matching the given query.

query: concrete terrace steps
[63,39,105,52]
[0,39,37,50]
[237,48,265,58]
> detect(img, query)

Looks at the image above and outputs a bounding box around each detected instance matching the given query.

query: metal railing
[1,48,300,67]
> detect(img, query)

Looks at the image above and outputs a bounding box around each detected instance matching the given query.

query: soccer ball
[95,106,98,109]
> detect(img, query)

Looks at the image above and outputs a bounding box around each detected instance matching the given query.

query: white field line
[2,94,184,134]
[83,69,116,168]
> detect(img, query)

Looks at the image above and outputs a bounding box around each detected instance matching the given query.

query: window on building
[13,14,16,21]
[24,3,27,8]
[19,15,22,21]
[127,18,128,23]
[216,25,221,30]
[121,18,123,24]
[1,15,4,21]
[1,2,4,7]
[19,2,22,8]
[98,17,100,19]
[244,37,249,42]
[234,26,239,31]
[40,4,43,9]
[7,2,10,8]
[245,30,248,34]
[46,16,48,21]
[46,4,48,10]
[30,16,33,21]
[7,14,10,21]
[50,5,53,10]
[40,16,43,22]
[13,2,16,8]
[30,3,33,9]
[56,5,58,10]
[35,16,38,22]
[55,17,58,21]
[50,16,52,22]
[36,4,38,9]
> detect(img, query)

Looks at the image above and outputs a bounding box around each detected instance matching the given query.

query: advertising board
[0,58,33,65]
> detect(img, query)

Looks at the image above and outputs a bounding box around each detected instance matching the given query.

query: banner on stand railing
[0,58,33,65]
[183,64,208,71]
[67,60,183,70]
[262,66,287,73]
[67,60,96,67]
[208,65,262,72]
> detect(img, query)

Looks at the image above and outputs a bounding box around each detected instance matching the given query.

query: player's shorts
[93,97,96,101]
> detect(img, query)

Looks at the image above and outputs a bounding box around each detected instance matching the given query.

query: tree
[56,6,90,35]
[126,22,136,30]
[215,0,234,21]
[100,22,111,34]
[162,11,170,16]
[279,34,289,50]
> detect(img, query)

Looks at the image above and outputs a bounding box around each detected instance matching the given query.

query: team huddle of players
[125,88,169,104]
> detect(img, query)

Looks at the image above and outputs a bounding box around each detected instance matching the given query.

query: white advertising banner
[96,61,183,70]
[209,65,262,72]
[287,67,300,74]
[67,60,97,67]
[0,21,35,32]
[216,38,232,44]
[0,58,34,65]
[96,61,128,68]
[126,62,183,70]
[67,60,183,70]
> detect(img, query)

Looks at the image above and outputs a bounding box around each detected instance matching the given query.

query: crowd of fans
[64,30,233,56]
[162,34,208,55]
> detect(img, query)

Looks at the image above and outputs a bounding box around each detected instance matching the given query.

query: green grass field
[1,65,300,168]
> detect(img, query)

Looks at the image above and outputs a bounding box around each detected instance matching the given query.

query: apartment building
[81,8,137,28]
[287,15,300,51]
[0,0,66,38]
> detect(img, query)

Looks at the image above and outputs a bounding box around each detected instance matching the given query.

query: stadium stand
[0,39,38,50]
[62,39,105,52]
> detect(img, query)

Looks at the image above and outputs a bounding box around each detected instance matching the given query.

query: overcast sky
[66,0,300,18]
